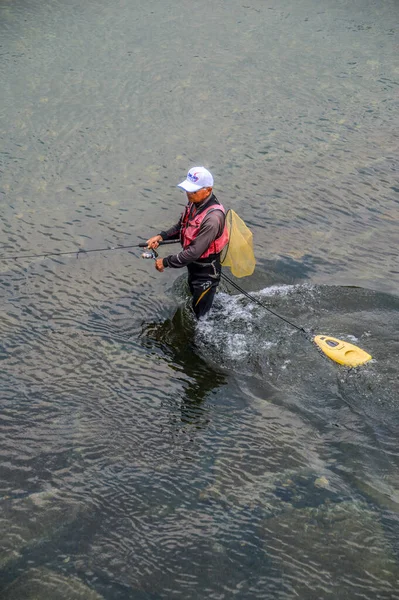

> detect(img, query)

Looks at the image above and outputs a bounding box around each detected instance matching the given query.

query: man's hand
[155,258,165,272]
[146,235,163,249]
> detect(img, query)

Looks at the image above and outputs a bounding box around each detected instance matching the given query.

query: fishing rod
[1,239,306,335]
[0,240,177,262]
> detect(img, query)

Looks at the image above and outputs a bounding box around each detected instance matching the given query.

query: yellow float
[313,335,372,367]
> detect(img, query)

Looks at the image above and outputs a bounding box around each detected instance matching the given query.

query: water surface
[1,0,399,598]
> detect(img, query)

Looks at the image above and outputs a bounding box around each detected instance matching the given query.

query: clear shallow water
[1,0,399,598]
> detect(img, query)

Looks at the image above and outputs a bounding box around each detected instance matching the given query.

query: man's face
[186,187,212,204]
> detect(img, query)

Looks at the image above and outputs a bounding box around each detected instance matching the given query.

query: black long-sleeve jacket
[159,194,225,269]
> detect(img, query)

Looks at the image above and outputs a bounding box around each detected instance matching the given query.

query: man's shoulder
[204,207,225,220]
[205,196,225,218]
[201,207,225,233]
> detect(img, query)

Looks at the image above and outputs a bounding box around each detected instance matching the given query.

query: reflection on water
[1,0,399,597]
[141,306,227,424]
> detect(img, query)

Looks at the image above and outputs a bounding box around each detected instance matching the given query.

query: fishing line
[0,240,177,262]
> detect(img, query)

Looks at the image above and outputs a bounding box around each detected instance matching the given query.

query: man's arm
[147,217,182,249]
[163,211,224,269]
[159,217,182,241]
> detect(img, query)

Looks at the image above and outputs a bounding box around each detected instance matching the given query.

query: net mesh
[221,210,256,277]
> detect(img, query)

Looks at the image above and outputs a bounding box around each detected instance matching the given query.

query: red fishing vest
[180,199,229,259]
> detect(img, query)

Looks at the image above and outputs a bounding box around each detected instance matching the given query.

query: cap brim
[177,179,202,192]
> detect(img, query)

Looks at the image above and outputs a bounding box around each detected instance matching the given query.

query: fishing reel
[141,248,158,260]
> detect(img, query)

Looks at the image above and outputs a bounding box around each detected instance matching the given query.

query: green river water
[1,0,399,598]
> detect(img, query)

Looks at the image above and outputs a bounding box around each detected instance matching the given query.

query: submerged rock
[200,466,339,516]
[2,567,104,600]
[0,487,83,570]
[197,391,344,514]
[262,501,399,599]
[314,475,329,489]
[352,474,399,514]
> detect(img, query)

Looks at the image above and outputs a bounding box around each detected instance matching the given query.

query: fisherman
[146,167,229,318]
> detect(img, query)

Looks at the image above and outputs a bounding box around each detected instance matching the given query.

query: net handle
[220,209,232,265]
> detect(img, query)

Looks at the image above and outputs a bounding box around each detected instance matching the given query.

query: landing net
[221,210,256,278]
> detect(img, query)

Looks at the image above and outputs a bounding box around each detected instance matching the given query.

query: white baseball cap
[177,167,214,192]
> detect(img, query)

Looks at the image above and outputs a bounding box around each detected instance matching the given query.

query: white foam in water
[262,341,275,350]
[346,334,359,342]
[196,291,277,363]
[198,292,253,337]
[216,292,256,318]
[259,284,296,297]
[226,333,249,359]
[258,283,315,298]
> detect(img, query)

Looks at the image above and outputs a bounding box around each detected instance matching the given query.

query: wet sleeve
[163,211,224,269]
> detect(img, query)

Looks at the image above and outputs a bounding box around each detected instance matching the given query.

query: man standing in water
[146,167,229,318]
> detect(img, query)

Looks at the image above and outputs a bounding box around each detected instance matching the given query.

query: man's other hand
[155,258,165,272]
